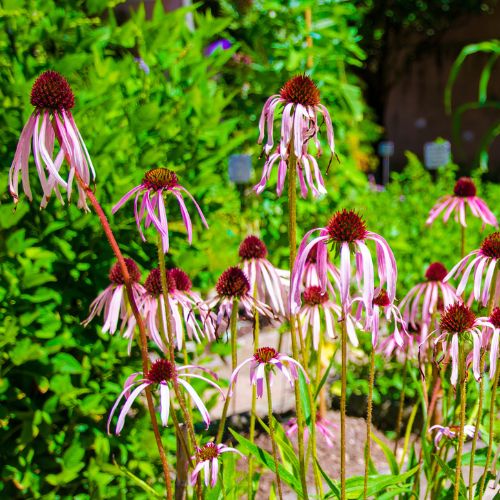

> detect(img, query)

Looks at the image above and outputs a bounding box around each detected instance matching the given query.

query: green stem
[157,239,202,499]
[468,353,485,500]
[297,316,323,496]
[460,225,466,258]
[288,147,309,498]
[216,299,238,444]
[478,361,499,498]
[454,340,467,500]
[248,308,259,499]
[265,370,284,500]
[340,319,347,500]
[394,356,408,454]
[363,346,375,499]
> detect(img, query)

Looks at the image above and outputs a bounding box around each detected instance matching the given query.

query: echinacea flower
[477,307,500,379]
[429,424,478,449]
[112,167,208,253]
[445,232,500,307]
[229,347,308,398]
[168,268,217,343]
[9,70,95,210]
[285,415,337,448]
[207,267,273,334]
[354,288,407,348]
[190,442,242,488]
[291,209,397,317]
[255,74,335,197]
[426,177,497,228]
[430,302,483,387]
[82,258,144,340]
[107,359,223,434]
[302,243,341,296]
[298,286,344,348]
[238,235,287,316]
[400,262,457,340]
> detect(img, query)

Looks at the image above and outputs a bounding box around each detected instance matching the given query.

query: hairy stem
[216,299,238,444]
[248,308,259,498]
[74,173,173,498]
[460,225,466,258]
[265,370,284,500]
[468,353,485,500]
[288,150,309,498]
[340,319,347,500]
[454,341,467,500]
[363,346,375,499]
[394,356,408,454]
[478,361,499,498]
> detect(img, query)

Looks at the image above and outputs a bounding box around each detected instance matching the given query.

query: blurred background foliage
[0,0,498,497]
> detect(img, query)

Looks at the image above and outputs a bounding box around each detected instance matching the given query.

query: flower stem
[265,370,284,500]
[73,173,173,499]
[454,340,467,500]
[216,299,238,444]
[468,352,485,500]
[460,225,466,258]
[248,308,259,498]
[363,346,375,499]
[340,319,347,500]
[394,356,408,454]
[288,148,309,498]
[478,360,499,498]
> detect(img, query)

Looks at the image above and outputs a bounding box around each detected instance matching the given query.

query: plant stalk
[363,346,375,499]
[265,370,284,500]
[288,147,309,498]
[454,340,467,500]
[340,318,347,500]
[478,361,499,498]
[216,299,239,444]
[73,172,173,498]
[468,352,485,500]
[394,355,408,454]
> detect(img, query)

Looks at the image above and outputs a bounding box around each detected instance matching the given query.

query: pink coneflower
[83,259,144,340]
[190,442,242,488]
[285,415,337,448]
[112,167,208,253]
[207,267,273,333]
[229,347,307,398]
[478,307,500,379]
[400,262,457,339]
[107,359,223,433]
[354,288,407,348]
[168,268,217,343]
[426,177,497,228]
[9,70,95,210]
[238,236,287,316]
[302,243,341,298]
[431,302,482,387]
[429,424,477,449]
[445,232,500,306]
[298,286,344,348]
[255,74,335,198]
[291,209,397,316]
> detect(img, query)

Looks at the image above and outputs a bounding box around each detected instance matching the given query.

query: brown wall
[384,8,500,177]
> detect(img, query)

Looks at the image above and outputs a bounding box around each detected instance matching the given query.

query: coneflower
[112,167,208,253]
[9,70,95,210]
[255,75,335,198]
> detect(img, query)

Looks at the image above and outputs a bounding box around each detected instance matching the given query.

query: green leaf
[371,432,399,475]
[433,454,467,499]
[316,459,340,499]
[111,459,162,498]
[52,353,83,374]
[229,429,303,497]
[345,465,420,499]
[298,369,312,428]
[314,353,336,399]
